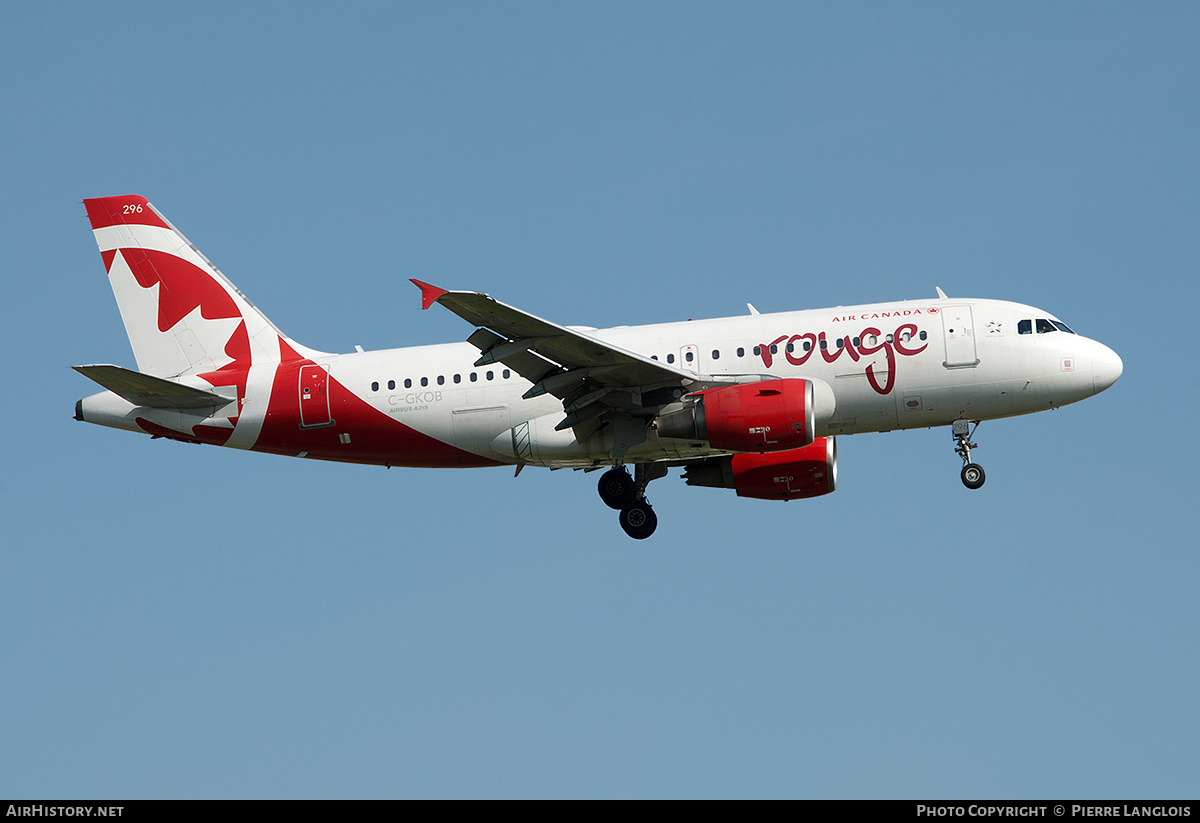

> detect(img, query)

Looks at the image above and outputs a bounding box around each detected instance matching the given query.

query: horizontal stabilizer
[73,364,234,409]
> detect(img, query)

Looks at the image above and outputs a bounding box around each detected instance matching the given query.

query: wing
[411,280,741,435]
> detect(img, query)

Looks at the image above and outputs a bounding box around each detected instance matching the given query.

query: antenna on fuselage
[935,287,948,299]
[747,303,760,315]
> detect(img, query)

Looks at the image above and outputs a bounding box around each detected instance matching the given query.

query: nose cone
[1092,343,1123,394]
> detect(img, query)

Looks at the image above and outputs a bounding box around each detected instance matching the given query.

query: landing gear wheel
[598,467,637,510]
[961,463,986,490]
[618,498,658,540]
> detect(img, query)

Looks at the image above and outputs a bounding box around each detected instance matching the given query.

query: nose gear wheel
[961,462,986,489]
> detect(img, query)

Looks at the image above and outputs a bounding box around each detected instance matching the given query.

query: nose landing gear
[953,420,986,490]
[598,463,667,539]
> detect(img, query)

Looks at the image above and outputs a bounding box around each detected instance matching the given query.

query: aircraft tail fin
[83,195,324,378]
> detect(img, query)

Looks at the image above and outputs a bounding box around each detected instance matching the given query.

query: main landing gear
[953,419,986,490]
[598,463,667,540]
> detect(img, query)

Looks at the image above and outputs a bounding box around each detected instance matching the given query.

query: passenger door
[940,305,979,368]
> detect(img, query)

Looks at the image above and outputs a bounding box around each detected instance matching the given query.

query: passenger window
[900,330,911,342]
[1018,319,1032,335]
[753,346,760,356]
[420,377,428,387]
[404,378,412,388]
[803,341,811,352]
[919,330,927,341]
[437,375,445,385]
[388,380,396,390]
[454,374,461,384]
[1036,318,1057,334]
[503,369,511,379]
[667,354,675,363]
[819,339,827,350]
[769,344,778,354]
[852,337,861,347]
[786,342,794,353]
[685,351,694,363]
[371,381,379,392]
[737,347,745,357]
[486,370,494,380]
[470,373,477,383]
[651,355,658,361]
[711,350,719,360]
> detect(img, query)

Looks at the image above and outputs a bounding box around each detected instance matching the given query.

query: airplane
[74,195,1123,539]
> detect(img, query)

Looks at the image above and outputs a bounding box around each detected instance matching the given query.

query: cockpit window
[1036,318,1057,334]
[1018,319,1032,335]
[1052,320,1075,334]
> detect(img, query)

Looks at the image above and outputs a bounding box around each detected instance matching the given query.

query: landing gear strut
[953,420,986,490]
[598,463,667,539]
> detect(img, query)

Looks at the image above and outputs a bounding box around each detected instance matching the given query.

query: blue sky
[2,3,1197,798]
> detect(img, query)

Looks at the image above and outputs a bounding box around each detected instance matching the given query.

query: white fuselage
[301,296,1120,468]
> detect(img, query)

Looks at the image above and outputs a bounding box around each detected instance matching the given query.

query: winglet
[410,279,448,310]
[935,286,948,299]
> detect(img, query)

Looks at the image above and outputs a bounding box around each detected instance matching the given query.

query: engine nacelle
[683,437,837,501]
[656,378,816,452]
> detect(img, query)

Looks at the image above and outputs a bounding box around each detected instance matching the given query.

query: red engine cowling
[683,437,837,501]
[656,378,815,453]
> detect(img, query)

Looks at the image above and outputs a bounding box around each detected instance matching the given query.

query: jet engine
[682,437,837,501]
[656,378,818,452]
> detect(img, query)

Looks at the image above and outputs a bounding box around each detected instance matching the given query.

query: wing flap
[465,328,561,386]
[73,364,235,409]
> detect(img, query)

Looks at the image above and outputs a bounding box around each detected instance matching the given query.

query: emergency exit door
[680,345,699,372]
